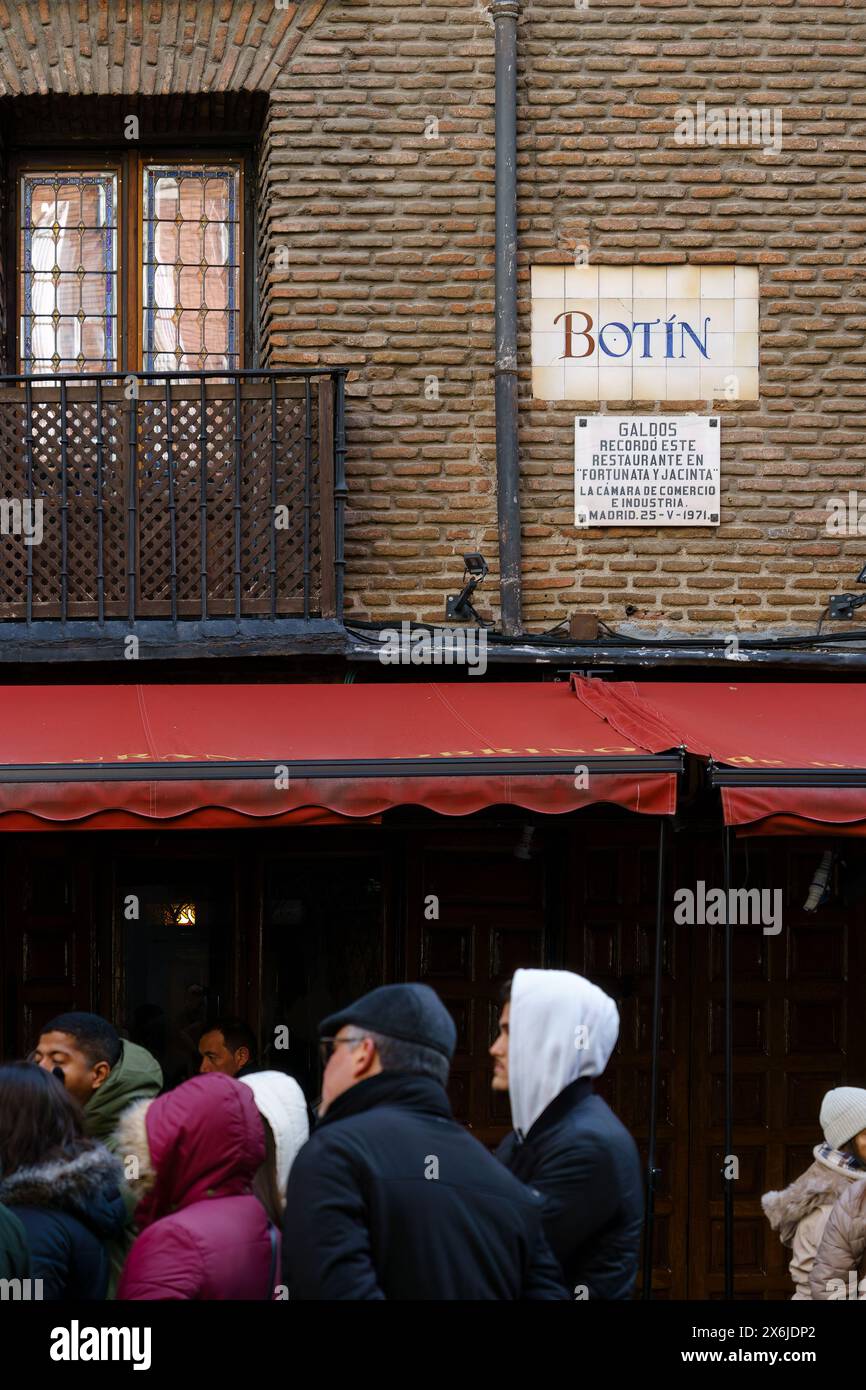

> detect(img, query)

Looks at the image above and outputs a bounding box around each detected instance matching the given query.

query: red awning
[573,678,866,835]
[0,682,679,829]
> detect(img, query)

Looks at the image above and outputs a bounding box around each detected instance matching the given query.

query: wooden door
[403,827,550,1148]
[1,839,96,1059]
[562,817,691,1299]
[687,835,866,1299]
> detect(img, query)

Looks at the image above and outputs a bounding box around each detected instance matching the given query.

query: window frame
[9,147,255,375]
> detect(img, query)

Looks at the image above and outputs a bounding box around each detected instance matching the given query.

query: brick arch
[0,0,329,98]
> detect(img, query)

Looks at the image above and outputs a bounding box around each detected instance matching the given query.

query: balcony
[0,368,348,660]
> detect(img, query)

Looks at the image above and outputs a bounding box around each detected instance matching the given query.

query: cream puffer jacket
[762,1145,866,1300]
[810,1177,866,1300]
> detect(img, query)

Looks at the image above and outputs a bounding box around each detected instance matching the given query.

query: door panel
[404,831,548,1147]
[2,843,95,1058]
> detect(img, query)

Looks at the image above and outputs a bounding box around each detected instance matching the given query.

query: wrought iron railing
[0,368,347,623]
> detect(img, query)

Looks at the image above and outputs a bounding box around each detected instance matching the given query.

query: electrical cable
[343,618,866,653]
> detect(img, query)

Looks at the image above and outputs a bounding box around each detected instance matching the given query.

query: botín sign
[575,416,720,527]
[531,265,759,402]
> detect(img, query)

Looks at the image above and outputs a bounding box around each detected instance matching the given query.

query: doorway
[117,856,235,1088]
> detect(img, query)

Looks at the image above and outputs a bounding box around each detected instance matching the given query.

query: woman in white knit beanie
[762,1086,866,1299]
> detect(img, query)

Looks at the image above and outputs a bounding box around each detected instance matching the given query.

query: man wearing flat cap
[282,982,568,1300]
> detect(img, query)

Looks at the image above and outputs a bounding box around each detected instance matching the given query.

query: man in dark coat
[198,1016,259,1080]
[282,982,568,1300]
[491,969,644,1300]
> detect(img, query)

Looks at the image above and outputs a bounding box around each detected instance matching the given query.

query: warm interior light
[163,902,196,926]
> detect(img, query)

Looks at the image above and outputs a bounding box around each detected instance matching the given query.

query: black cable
[343,619,866,652]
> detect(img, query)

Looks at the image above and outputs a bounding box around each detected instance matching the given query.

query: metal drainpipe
[491,0,523,638]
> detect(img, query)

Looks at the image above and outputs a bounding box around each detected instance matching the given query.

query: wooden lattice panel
[0,378,330,621]
[0,391,31,616]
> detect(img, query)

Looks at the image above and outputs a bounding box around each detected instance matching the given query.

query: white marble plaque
[574,415,721,527]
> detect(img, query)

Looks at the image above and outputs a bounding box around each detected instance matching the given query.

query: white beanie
[820,1087,866,1151]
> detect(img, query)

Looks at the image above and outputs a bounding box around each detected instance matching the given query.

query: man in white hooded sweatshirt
[491,968,644,1299]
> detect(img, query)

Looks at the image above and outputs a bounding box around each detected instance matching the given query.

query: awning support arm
[723,823,735,1299]
[641,815,667,1300]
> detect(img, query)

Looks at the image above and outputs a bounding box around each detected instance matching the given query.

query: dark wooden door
[403,828,549,1148]
[1,840,97,1058]
[687,836,866,1299]
[402,817,692,1291]
[562,817,691,1299]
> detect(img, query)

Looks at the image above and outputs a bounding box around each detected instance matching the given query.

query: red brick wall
[259,0,866,634]
[259,0,502,625]
[1,0,864,634]
[517,1,866,633]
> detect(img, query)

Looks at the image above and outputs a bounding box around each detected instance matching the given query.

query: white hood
[508,969,620,1138]
[239,1070,310,1211]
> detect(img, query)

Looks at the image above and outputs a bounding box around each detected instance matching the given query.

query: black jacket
[283,1071,569,1300]
[496,1077,644,1299]
[0,1144,128,1301]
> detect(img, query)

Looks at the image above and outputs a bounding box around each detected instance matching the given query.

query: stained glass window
[19,171,118,374]
[142,163,241,372]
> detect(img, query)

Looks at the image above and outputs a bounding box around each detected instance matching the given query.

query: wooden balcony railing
[0,368,347,624]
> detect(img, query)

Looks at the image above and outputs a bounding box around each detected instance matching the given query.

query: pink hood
[135,1073,265,1227]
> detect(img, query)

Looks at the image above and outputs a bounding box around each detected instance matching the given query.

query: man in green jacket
[31,1011,163,1294]
[31,1012,162,1149]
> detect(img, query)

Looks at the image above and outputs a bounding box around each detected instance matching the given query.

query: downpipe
[491,0,523,638]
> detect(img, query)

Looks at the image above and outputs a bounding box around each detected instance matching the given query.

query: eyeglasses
[318,1034,366,1067]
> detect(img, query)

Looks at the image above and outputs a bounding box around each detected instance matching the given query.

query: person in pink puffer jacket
[116,1072,279,1300]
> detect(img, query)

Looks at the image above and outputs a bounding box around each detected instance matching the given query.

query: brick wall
[0,1,312,97]
[260,0,502,625]
[1,1,865,635]
[261,0,866,635]
[517,1,866,633]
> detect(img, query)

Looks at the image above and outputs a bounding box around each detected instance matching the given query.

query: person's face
[31,1031,110,1106]
[490,1002,510,1091]
[198,1030,249,1076]
[319,1026,379,1116]
[852,1129,866,1164]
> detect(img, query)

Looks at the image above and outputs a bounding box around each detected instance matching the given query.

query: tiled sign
[531,264,759,402]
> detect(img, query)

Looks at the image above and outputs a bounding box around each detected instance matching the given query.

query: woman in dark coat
[0,1062,127,1300]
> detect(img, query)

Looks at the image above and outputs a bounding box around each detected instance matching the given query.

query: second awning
[574,677,866,835]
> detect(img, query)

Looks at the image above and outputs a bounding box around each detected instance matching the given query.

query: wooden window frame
[9,148,255,374]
